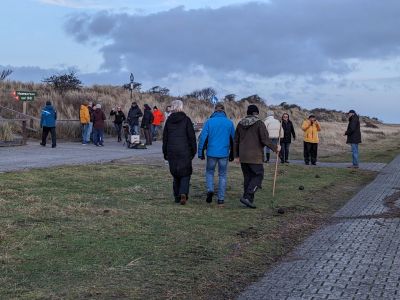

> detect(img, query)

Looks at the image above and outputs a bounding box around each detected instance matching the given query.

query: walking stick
[272,121,283,198]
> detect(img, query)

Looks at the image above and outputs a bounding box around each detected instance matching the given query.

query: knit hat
[214,102,225,111]
[247,104,259,115]
[46,101,51,105]
[348,109,356,114]
[96,104,101,109]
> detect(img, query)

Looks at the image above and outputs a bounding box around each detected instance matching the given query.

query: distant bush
[43,71,82,94]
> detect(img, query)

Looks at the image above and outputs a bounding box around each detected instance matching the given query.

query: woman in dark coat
[162,100,197,205]
[279,113,296,163]
[141,104,154,145]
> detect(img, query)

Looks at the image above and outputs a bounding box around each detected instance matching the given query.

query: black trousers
[279,142,291,162]
[240,163,264,202]
[173,175,191,198]
[41,126,56,147]
[304,142,318,164]
[114,123,122,141]
[143,128,152,145]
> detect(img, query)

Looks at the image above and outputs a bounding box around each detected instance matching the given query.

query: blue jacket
[40,105,57,128]
[198,111,235,158]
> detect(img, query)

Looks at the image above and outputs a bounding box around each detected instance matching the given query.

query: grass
[0,163,375,299]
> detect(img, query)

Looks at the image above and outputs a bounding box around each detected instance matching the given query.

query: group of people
[40,99,362,209]
[162,100,361,209]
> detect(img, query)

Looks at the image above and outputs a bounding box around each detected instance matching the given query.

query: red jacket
[152,109,165,126]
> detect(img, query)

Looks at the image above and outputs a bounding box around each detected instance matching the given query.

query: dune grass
[0,163,375,299]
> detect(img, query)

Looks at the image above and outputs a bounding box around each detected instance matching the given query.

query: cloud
[64,0,400,78]
[38,0,106,9]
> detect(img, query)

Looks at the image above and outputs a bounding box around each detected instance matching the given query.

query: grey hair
[267,110,274,117]
[171,99,184,112]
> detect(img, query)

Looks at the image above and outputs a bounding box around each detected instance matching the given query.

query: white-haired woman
[162,100,197,205]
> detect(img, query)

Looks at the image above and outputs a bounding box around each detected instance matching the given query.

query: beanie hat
[348,109,356,114]
[214,102,225,111]
[247,104,259,115]
[96,104,101,109]
[46,101,51,106]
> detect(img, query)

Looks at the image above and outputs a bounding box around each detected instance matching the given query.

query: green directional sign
[16,91,37,101]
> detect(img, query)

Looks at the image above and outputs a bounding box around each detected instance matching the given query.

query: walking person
[344,109,361,169]
[163,100,197,205]
[198,102,235,207]
[234,105,280,209]
[152,106,165,141]
[141,104,154,145]
[110,106,126,142]
[280,113,296,163]
[264,111,283,163]
[92,104,106,146]
[302,115,321,165]
[127,102,143,135]
[40,101,57,148]
[79,101,90,145]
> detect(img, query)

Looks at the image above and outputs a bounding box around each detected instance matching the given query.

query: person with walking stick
[234,104,280,209]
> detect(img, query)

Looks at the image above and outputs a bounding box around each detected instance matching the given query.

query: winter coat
[110,110,126,124]
[127,105,143,126]
[141,107,154,129]
[40,105,57,128]
[79,105,90,124]
[163,112,197,177]
[264,116,283,139]
[88,106,94,123]
[152,109,165,126]
[302,120,321,143]
[345,114,362,144]
[281,119,296,143]
[234,116,278,164]
[198,111,235,159]
[93,109,106,129]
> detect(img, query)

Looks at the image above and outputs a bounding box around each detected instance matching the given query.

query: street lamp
[129,73,134,99]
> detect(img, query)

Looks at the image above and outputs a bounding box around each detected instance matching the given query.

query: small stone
[277,208,285,214]
[299,185,305,190]
[315,174,321,178]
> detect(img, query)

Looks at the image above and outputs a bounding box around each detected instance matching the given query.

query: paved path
[239,155,400,300]
[270,160,386,172]
[0,139,163,172]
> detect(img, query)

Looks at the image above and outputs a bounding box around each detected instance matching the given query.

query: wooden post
[22,102,27,145]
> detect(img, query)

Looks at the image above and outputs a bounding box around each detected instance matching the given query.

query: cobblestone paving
[239,155,400,300]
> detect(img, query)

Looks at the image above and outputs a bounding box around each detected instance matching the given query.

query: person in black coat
[141,104,154,145]
[127,102,143,135]
[162,100,197,205]
[279,113,296,163]
[110,106,126,142]
[344,109,362,168]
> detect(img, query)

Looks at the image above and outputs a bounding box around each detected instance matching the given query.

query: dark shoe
[180,194,187,205]
[311,162,316,165]
[206,191,214,203]
[305,162,310,165]
[174,196,180,203]
[217,199,224,208]
[52,145,56,148]
[40,143,45,147]
[264,160,269,163]
[240,197,256,209]
[280,160,285,163]
[285,161,290,164]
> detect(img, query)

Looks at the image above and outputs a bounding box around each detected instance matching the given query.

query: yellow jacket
[302,120,321,143]
[80,105,90,124]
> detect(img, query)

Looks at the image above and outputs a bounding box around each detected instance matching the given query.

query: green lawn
[0,163,375,299]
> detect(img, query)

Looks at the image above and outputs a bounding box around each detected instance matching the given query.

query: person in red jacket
[152,106,165,141]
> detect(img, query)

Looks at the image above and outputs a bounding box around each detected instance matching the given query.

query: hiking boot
[40,143,45,147]
[206,191,214,203]
[180,194,187,205]
[217,199,224,208]
[240,197,256,209]
[285,160,290,164]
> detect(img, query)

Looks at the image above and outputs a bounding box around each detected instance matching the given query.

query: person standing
[110,106,126,142]
[141,104,154,145]
[127,102,143,135]
[165,105,172,121]
[280,113,296,163]
[152,106,165,141]
[163,100,197,205]
[264,111,283,163]
[302,115,321,165]
[92,104,106,146]
[40,101,57,148]
[234,105,280,209]
[79,101,90,145]
[86,101,94,143]
[344,109,361,169]
[198,102,235,207]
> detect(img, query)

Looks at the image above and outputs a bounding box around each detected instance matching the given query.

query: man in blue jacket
[198,102,235,207]
[40,101,57,148]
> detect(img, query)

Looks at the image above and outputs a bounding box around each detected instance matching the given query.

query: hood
[239,115,260,128]
[265,116,275,121]
[44,105,54,111]
[349,114,359,121]
[210,111,226,118]
[168,111,187,123]
[80,104,87,109]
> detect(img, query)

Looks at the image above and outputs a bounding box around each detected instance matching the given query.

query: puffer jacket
[40,105,57,128]
[152,109,165,126]
[345,114,362,144]
[93,109,106,129]
[264,116,283,138]
[79,105,90,124]
[302,120,321,143]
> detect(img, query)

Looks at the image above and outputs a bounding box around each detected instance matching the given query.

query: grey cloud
[64,0,400,78]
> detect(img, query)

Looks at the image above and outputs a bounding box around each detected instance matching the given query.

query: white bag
[130,135,140,144]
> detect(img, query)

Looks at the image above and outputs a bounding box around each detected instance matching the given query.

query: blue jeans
[351,143,359,166]
[85,122,93,143]
[93,128,104,145]
[81,124,89,143]
[130,124,139,135]
[206,157,228,201]
[265,138,279,154]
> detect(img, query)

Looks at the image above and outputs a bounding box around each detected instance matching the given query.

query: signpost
[16,91,36,102]
[129,73,134,99]
[11,91,37,144]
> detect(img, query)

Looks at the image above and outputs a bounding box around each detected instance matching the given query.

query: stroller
[123,123,147,149]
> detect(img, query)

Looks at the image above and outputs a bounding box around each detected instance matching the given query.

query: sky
[1,0,400,123]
